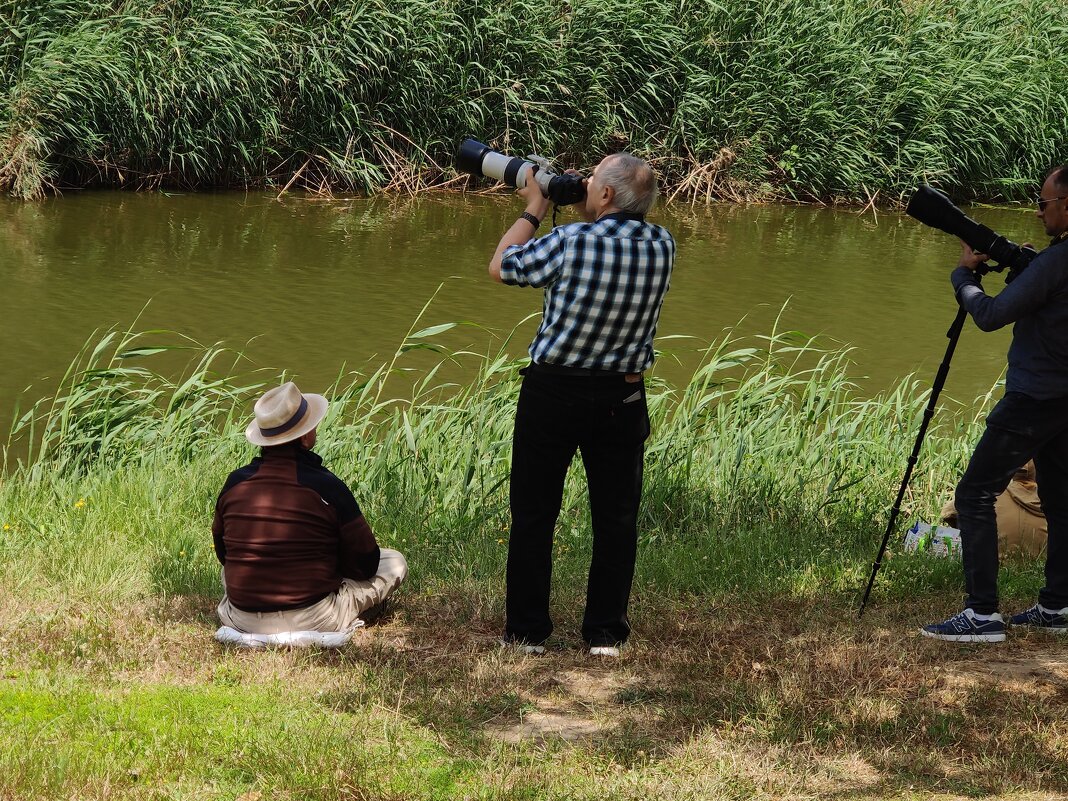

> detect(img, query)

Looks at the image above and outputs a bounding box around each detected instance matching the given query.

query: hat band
[259,397,308,437]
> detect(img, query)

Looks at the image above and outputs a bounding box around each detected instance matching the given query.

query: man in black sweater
[923,165,1068,642]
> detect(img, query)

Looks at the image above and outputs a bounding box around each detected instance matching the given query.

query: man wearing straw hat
[213,381,407,634]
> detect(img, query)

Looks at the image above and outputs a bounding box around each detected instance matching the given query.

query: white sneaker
[499,638,545,655]
[589,645,621,657]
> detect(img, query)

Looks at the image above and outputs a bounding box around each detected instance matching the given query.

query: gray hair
[598,153,658,215]
[1051,164,1068,193]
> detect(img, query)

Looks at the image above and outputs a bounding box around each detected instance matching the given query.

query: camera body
[456,139,586,206]
[906,186,1039,280]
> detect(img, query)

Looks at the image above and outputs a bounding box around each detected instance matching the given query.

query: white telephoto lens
[480,151,534,189]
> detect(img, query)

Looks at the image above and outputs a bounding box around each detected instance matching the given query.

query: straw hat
[245,382,328,447]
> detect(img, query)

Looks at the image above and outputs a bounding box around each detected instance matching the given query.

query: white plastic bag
[904,521,962,559]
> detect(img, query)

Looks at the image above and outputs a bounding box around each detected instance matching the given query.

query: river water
[1,191,1040,433]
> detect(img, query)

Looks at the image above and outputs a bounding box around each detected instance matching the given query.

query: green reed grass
[0,315,994,607]
[1,0,1064,202]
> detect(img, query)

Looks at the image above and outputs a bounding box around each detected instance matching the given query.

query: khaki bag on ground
[940,461,1047,558]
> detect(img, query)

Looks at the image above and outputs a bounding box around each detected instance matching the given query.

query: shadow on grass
[126,510,1067,797]
[308,585,1068,798]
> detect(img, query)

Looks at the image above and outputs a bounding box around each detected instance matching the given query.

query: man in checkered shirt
[488,153,675,656]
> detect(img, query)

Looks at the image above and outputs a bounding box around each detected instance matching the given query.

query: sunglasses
[1037,195,1067,211]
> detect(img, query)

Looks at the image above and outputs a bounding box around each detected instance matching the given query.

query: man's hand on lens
[517,180,550,220]
[959,240,989,272]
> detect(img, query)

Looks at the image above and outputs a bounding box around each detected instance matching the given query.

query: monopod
[857,303,967,616]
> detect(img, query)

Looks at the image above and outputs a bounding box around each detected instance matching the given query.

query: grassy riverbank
[3,323,1067,798]
[2,0,1065,203]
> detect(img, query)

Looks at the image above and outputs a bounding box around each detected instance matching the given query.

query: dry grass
[4,588,1068,799]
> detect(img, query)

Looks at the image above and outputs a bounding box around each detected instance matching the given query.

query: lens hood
[456,139,492,178]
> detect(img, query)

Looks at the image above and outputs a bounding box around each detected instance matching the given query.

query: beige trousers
[217,548,408,634]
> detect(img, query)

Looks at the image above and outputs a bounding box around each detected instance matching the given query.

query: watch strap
[519,211,541,230]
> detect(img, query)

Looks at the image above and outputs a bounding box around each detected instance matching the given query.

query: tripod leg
[858,305,968,616]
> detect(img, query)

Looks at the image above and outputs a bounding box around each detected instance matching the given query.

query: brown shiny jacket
[212,444,380,612]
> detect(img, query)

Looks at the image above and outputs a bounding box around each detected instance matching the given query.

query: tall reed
[3,318,986,595]
[1,0,1064,202]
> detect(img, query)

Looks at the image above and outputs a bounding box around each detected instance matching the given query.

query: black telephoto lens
[906,185,1038,275]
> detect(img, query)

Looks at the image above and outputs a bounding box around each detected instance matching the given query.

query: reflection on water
[1,191,1040,431]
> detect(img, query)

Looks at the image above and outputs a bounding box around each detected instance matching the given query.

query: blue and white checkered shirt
[500,213,675,373]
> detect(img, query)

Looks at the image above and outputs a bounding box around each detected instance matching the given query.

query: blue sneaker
[1008,604,1068,633]
[920,609,1006,643]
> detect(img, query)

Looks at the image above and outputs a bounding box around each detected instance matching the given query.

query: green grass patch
[1,316,987,605]
[0,673,481,799]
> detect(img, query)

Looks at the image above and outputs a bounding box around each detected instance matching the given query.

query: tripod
[858,303,969,616]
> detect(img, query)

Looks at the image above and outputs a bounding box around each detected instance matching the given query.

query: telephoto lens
[906,185,1038,275]
[456,139,537,190]
[456,139,586,206]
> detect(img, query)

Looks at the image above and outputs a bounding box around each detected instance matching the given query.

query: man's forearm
[953,263,1049,332]
[489,214,541,282]
[489,187,550,281]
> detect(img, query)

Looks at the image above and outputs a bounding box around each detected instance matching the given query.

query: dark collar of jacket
[1051,231,1068,248]
[258,443,324,468]
[598,211,646,224]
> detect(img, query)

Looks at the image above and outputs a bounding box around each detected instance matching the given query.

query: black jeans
[505,367,650,647]
[956,391,1068,614]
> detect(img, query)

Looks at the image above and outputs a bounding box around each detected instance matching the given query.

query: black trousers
[956,391,1068,614]
[504,367,650,646]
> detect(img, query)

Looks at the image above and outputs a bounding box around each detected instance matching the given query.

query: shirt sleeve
[338,514,381,581]
[500,227,567,287]
[952,257,1060,332]
[318,475,380,580]
[212,505,226,565]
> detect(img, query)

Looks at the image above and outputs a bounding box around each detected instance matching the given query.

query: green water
[1,191,1040,431]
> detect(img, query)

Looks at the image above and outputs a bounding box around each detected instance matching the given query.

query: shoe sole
[919,628,1005,643]
[1012,624,1068,633]
[589,646,621,657]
